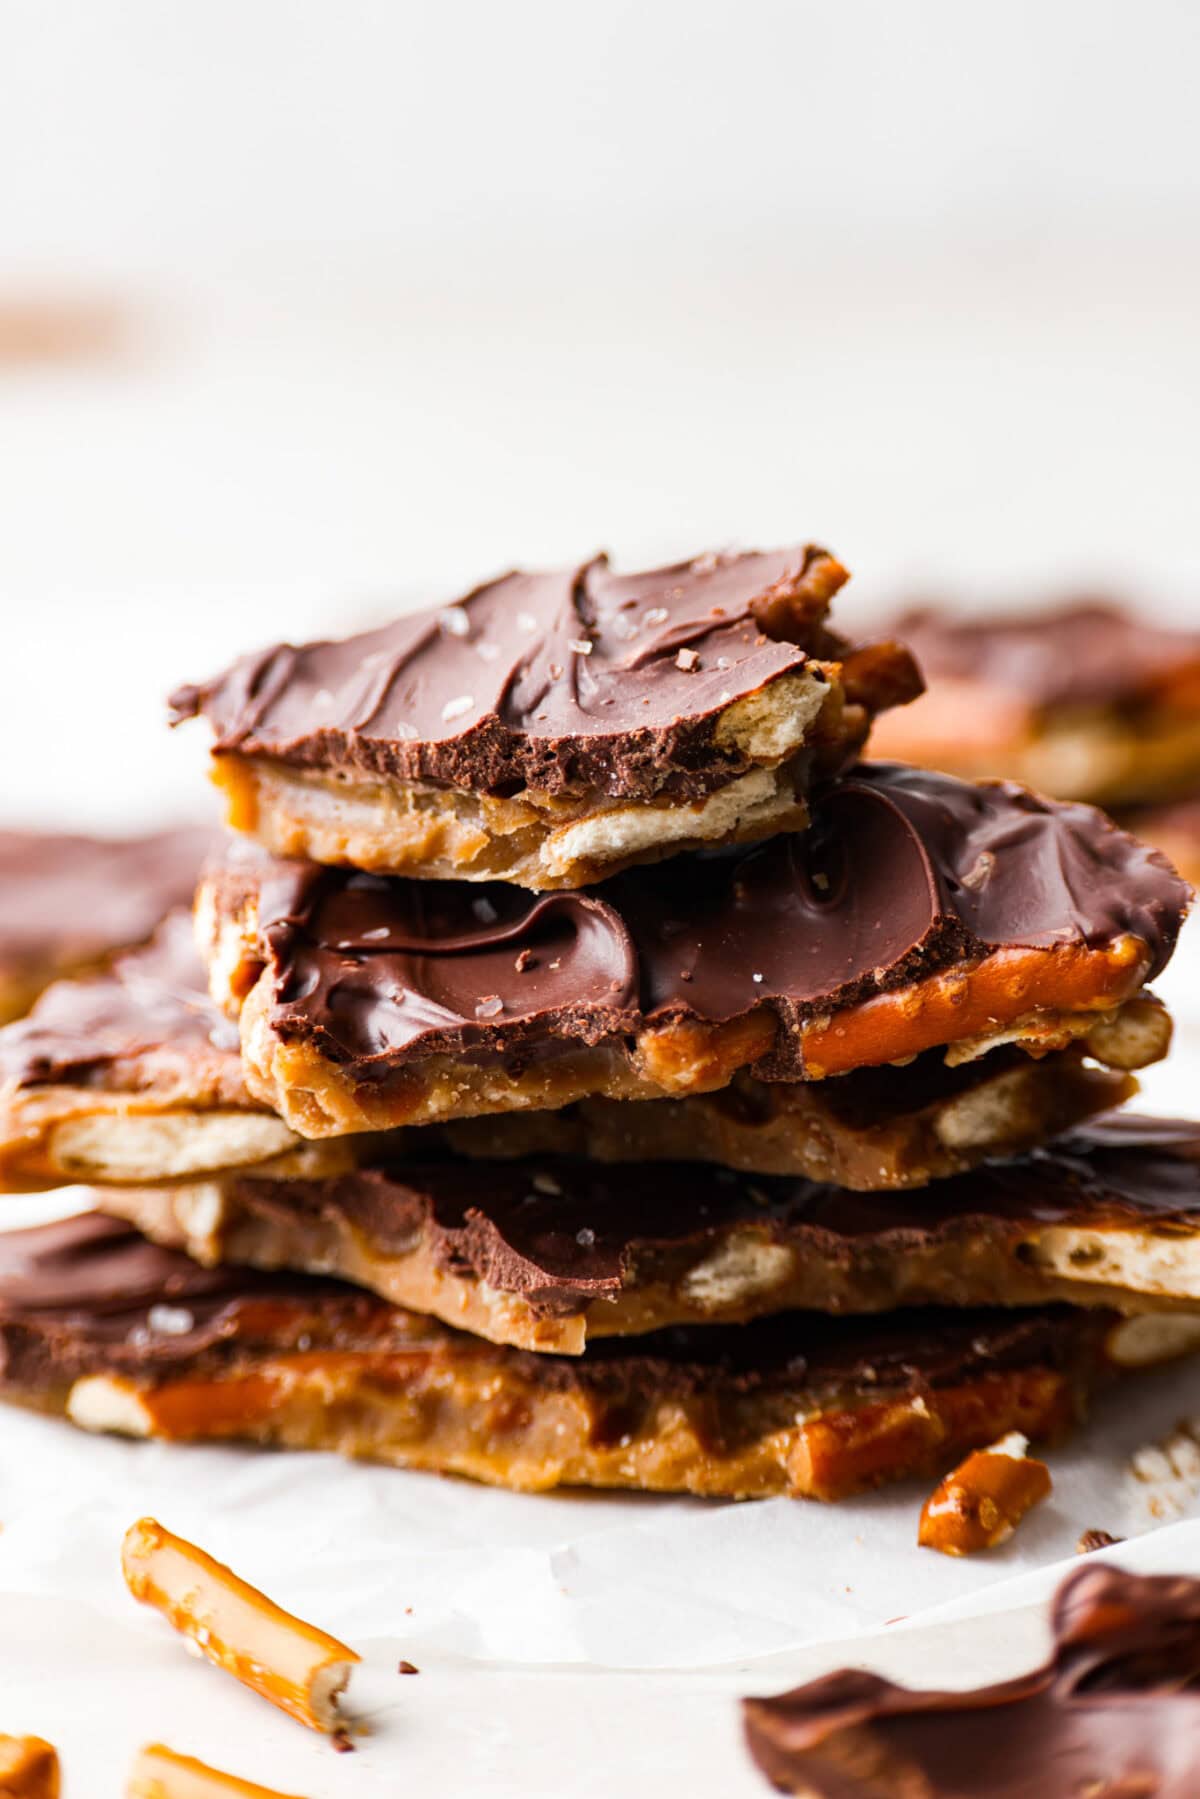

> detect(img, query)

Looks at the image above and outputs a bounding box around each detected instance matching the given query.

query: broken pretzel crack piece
[121,1518,360,1733]
[0,1735,59,1799]
[918,1430,1052,1555]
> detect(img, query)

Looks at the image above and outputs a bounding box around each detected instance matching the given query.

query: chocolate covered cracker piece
[0,912,1134,1192]
[0,824,208,1023]
[0,1213,1165,1500]
[105,1117,1200,1354]
[871,600,1200,807]
[0,915,314,1188]
[171,547,922,890]
[744,1563,1200,1794]
[198,764,1184,1137]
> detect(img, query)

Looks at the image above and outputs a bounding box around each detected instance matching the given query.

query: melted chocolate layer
[170,547,913,801]
[0,914,238,1090]
[223,763,1187,1075]
[211,1115,1200,1318]
[0,1211,1096,1404]
[0,826,209,978]
[744,1565,1200,1796]
[889,601,1200,713]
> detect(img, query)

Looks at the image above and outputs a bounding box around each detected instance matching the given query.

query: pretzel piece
[918,1430,1052,1555]
[126,1744,308,1799]
[0,1736,58,1799]
[121,1519,359,1733]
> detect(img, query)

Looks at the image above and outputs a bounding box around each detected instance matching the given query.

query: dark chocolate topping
[0,912,238,1090]
[0,1211,1097,1403]
[0,825,209,978]
[0,1212,391,1388]
[744,1564,1200,1796]
[889,600,1200,713]
[229,763,1187,1076]
[170,547,898,801]
[218,1115,1200,1318]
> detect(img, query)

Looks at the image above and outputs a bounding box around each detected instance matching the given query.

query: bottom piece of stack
[4,1116,1200,1502]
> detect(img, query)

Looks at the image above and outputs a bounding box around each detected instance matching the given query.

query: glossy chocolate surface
[744,1564,1200,1795]
[221,763,1187,1076]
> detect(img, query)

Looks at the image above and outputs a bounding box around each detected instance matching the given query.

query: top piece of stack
[169,544,920,890]
[0,544,1195,1509]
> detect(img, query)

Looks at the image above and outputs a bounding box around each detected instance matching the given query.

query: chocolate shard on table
[0,823,210,1024]
[197,763,1185,1137]
[743,1563,1200,1795]
[0,913,1133,1192]
[170,546,923,890]
[870,599,1200,808]
[103,1116,1200,1355]
[0,1212,1182,1501]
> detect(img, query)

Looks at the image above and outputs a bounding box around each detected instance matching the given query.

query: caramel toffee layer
[201,763,1185,1132]
[107,1116,1200,1354]
[0,1213,1143,1500]
[171,545,917,802]
[0,824,209,1023]
[0,916,1134,1190]
[744,1564,1200,1796]
[870,602,1200,806]
[444,1049,1136,1190]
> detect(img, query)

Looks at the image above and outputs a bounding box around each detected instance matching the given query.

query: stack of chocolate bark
[0,546,1196,1504]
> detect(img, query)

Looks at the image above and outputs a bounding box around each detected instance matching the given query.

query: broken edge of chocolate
[743,1564,1200,1796]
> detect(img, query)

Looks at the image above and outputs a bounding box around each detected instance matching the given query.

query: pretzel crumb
[1077,1528,1124,1554]
[121,1518,360,1733]
[0,1735,59,1798]
[126,1742,308,1797]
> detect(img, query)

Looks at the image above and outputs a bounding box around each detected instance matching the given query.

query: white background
[1,3,1200,1793]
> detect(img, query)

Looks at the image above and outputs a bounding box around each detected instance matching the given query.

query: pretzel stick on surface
[121,1519,360,1733]
[0,1735,59,1799]
[126,1743,310,1799]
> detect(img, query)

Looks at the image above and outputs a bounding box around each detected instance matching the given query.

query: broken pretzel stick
[121,1518,360,1733]
[918,1431,1052,1556]
[126,1743,309,1799]
[0,1736,59,1799]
